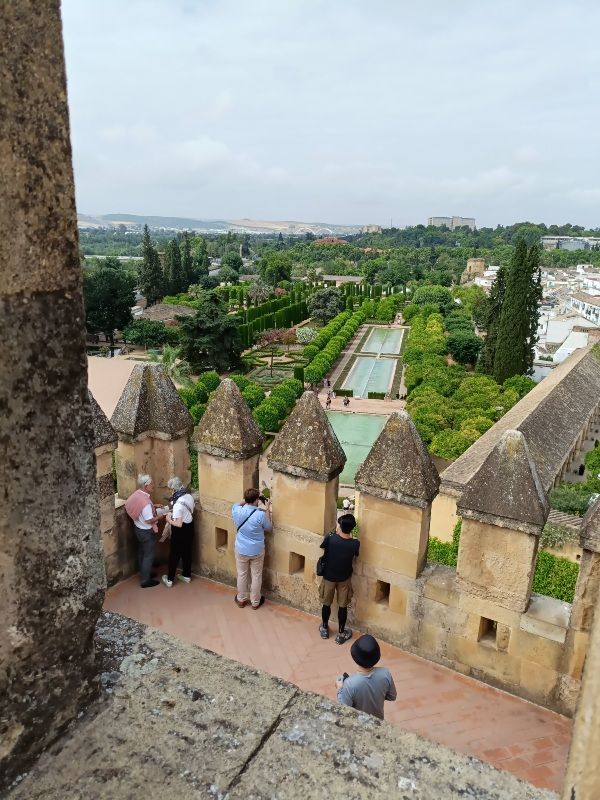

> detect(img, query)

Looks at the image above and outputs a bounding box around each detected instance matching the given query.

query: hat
[350,634,381,668]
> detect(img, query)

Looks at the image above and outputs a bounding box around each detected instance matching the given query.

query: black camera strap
[236,507,258,533]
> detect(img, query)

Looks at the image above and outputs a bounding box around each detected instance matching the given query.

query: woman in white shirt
[162,477,195,588]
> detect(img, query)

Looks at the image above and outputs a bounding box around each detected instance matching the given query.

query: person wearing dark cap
[336,634,397,720]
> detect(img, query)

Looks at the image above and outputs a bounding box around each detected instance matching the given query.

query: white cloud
[61,0,600,226]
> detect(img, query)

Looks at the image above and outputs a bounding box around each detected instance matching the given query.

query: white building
[569,292,600,325]
[474,265,500,291]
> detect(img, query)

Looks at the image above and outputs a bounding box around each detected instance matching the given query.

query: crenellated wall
[180,385,600,716]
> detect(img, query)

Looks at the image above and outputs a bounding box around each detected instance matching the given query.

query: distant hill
[77,213,364,236]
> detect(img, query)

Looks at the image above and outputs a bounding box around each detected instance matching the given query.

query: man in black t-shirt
[319,513,360,644]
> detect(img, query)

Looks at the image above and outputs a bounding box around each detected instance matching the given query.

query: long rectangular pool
[341,356,395,398]
[327,411,388,485]
[361,327,403,355]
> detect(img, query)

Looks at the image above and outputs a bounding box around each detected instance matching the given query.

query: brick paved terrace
[105,575,571,794]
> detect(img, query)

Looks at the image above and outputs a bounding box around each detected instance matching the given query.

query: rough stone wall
[5,612,554,800]
[0,0,105,789]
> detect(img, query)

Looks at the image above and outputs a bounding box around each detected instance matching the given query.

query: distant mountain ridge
[77,212,365,236]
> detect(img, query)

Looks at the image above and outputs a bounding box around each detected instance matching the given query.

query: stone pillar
[355,412,440,580]
[351,412,440,638]
[0,1,104,788]
[561,500,600,706]
[562,586,600,799]
[266,392,345,606]
[456,430,548,617]
[191,379,264,582]
[110,364,193,506]
[89,392,121,582]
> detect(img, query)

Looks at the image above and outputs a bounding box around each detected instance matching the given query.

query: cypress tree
[181,231,194,289]
[139,224,164,305]
[524,244,542,376]
[479,265,506,375]
[165,237,185,294]
[493,239,534,383]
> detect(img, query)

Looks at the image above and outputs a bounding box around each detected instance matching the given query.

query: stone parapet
[5,612,554,800]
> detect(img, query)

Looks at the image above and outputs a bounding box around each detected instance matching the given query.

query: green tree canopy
[178,292,242,372]
[221,251,243,271]
[412,285,453,307]
[84,266,135,355]
[123,318,170,348]
[259,252,292,286]
[446,331,482,365]
[307,287,345,323]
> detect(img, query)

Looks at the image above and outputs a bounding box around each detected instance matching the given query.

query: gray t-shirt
[337,667,397,720]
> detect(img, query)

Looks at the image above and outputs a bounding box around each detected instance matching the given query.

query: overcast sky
[61,0,600,228]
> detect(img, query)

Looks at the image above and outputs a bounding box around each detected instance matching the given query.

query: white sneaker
[162,575,173,588]
[177,575,191,584]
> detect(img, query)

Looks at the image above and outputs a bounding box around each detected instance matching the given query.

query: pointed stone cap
[581,497,600,553]
[457,430,549,534]
[89,390,117,450]
[355,411,439,508]
[267,391,346,482]
[111,363,193,441]
[192,379,263,459]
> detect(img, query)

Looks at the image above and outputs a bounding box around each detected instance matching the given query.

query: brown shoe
[234,594,248,608]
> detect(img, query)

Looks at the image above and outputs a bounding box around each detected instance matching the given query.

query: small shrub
[242,383,266,409]
[367,391,386,400]
[198,370,221,391]
[229,374,250,392]
[178,387,196,409]
[253,402,280,433]
[189,402,207,424]
[191,382,209,404]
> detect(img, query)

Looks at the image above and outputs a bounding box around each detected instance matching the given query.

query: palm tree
[246,280,270,306]
[149,345,193,387]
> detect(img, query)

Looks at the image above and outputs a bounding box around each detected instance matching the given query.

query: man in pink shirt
[125,474,165,588]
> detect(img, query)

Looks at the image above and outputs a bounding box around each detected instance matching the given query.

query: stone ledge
[5,612,554,800]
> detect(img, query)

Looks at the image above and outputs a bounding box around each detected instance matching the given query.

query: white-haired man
[125,474,164,588]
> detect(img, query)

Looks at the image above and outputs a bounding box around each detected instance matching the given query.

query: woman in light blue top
[231,487,272,609]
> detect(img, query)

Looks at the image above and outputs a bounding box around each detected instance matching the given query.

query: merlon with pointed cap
[457,429,549,534]
[192,379,263,459]
[355,411,439,508]
[110,364,193,440]
[268,391,346,482]
[89,390,117,450]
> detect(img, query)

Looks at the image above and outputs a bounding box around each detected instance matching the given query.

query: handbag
[316,533,333,577]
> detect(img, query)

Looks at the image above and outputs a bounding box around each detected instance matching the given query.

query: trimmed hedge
[198,370,220,391]
[334,388,353,397]
[368,391,386,400]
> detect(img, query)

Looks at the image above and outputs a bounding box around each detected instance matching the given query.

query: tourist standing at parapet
[162,477,195,588]
[336,634,397,719]
[319,513,359,644]
[125,474,165,588]
[232,488,272,609]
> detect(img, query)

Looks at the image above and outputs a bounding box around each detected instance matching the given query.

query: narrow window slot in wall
[215,527,228,551]
[478,617,497,646]
[289,552,305,576]
[375,580,390,606]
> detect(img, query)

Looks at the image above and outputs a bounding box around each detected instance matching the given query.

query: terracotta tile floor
[105,575,571,793]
